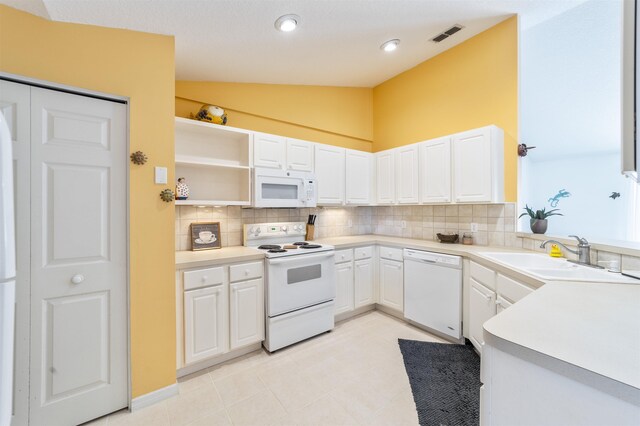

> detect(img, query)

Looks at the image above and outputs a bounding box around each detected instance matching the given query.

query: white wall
[519,0,637,241]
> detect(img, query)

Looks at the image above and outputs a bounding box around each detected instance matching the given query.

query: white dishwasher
[404,249,462,341]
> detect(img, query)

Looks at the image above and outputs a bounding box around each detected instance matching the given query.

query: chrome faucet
[540,235,601,268]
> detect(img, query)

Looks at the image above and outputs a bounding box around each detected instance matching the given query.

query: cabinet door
[184,285,228,364]
[286,138,314,172]
[314,144,345,205]
[495,295,512,314]
[376,150,395,204]
[345,149,373,205]
[354,258,375,308]
[419,137,452,203]
[254,132,286,169]
[469,277,496,353]
[395,144,419,204]
[378,259,403,311]
[334,261,354,315]
[452,127,493,202]
[230,278,264,350]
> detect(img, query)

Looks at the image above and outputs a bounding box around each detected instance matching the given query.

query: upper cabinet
[345,149,374,205]
[174,117,252,206]
[452,125,504,203]
[253,132,286,169]
[419,137,452,204]
[254,132,314,172]
[315,144,345,205]
[395,144,419,204]
[376,150,395,204]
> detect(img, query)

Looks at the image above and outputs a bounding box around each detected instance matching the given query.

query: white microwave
[253,167,317,208]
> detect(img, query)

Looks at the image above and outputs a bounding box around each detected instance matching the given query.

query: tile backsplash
[175,203,517,251]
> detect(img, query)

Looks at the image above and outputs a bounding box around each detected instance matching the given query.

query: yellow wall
[0,6,176,397]
[176,81,373,151]
[373,17,518,201]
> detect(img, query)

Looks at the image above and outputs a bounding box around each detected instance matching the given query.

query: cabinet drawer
[184,266,225,290]
[470,261,496,290]
[354,246,373,260]
[497,274,533,304]
[379,246,403,261]
[230,261,263,283]
[335,249,354,264]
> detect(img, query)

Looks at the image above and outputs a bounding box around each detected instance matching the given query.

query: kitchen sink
[480,252,640,284]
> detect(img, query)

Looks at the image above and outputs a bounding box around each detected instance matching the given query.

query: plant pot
[530,218,548,234]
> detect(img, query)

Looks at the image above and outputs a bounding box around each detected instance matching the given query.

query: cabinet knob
[245,270,249,275]
[201,276,208,282]
[341,255,345,259]
[70,274,84,284]
[495,300,502,306]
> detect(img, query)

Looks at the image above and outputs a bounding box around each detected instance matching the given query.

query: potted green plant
[519,205,563,234]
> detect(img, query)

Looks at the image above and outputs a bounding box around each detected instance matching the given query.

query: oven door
[266,251,336,317]
[254,174,305,208]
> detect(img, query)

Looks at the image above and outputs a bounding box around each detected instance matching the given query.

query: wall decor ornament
[548,189,571,207]
[130,151,148,165]
[190,222,221,251]
[160,188,175,203]
[517,143,536,157]
[176,177,189,200]
[610,192,621,200]
[191,104,228,125]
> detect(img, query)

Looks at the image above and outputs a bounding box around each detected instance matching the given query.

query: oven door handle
[267,251,335,265]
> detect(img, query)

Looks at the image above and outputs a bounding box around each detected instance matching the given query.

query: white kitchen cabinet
[230,278,264,350]
[334,261,355,315]
[254,132,286,169]
[376,150,396,204]
[314,144,345,205]
[495,295,512,314]
[452,125,504,203]
[354,258,375,308]
[419,137,452,203]
[184,285,228,364]
[395,144,419,204]
[286,138,314,172]
[378,258,403,311]
[469,277,496,352]
[345,149,374,205]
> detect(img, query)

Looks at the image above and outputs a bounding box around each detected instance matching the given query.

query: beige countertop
[176,246,264,269]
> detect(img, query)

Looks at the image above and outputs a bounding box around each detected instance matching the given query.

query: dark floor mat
[398,339,480,426]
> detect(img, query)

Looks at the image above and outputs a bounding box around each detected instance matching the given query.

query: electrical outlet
[470,222,479,232]
[401,220,407,229]
[347,219,353,227]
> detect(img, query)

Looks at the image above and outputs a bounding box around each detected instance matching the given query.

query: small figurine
[191,105,227,125]
[610,192,621,200]
[548,189,571,208]
[176,177,189,200]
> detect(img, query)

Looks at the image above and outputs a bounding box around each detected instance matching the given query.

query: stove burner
[268,248,287,253]
[292,242,309,246]
[300,244,322,249]
[258,245,281,250]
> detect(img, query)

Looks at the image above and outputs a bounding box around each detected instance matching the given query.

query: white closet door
[0,80,30,426]
[29,87,128,426]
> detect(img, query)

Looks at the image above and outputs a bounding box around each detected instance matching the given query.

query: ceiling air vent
[431,24,464,43]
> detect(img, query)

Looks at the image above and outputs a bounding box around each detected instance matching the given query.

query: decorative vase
[530,218,548,234]
[176,177,189,200]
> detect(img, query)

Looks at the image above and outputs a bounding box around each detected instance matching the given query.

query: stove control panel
[243,222,307,242]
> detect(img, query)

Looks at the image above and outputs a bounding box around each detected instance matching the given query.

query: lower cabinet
[354,258,374,308]
[230,278,264,350]
[469,277,496,352]
[334,261,354,315]
[179,260,264,369]
[184,284,228,364]
[378,258,404,311]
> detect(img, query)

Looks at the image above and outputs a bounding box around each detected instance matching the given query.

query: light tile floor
[89,310,449,426]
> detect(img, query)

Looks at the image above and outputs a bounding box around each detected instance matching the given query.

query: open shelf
[175,117,253,206]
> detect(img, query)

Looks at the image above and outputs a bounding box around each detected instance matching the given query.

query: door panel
[0,80,30,426]
[334,261,354,315]
[286,138,313,172]
[254,132,285,169]
[453,128,492,202]
[376,151,395,204]
[314,145,345,205]
[345,150,372,205]
[29,87,127,426]
[469,278,496,353]
[230,278,264,349]
[379,259,403,311]
[420,137,452,203]
[395,145,419,204]
[184,285,228,363]
[354,258,374,308]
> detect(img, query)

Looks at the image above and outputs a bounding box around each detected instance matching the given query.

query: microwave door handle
[267,251,334,265]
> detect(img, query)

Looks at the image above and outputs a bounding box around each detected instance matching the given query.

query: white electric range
[244,222,336,352]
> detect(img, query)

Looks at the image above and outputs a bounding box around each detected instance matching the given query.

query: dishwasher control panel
[404,249,462,268]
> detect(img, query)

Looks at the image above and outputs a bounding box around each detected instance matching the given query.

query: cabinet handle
[495,300,502,305]
[70,274,85,284]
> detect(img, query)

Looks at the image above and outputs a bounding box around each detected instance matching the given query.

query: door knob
[71,274,85,284]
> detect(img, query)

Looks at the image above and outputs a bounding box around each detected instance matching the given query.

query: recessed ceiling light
[380,39,400,52]
[275,14,300,32]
